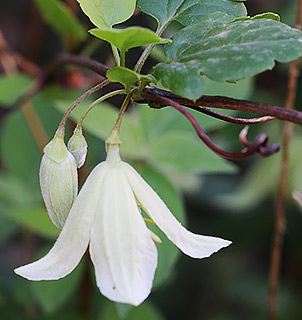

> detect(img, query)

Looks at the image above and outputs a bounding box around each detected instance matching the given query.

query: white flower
[15,144,231,306]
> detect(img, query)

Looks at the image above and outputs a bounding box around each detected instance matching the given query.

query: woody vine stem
[268,1,302,319]
[8,52,302,162]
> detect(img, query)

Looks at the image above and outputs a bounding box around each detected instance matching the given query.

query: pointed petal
[15,163,108,280]
[122,163,231,259]
[89,166,157,306]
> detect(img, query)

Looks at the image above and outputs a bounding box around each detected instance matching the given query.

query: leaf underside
[76,0,136,28]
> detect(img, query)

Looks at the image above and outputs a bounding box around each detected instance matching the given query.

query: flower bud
[40,134,78,229]
[67,128,87,168]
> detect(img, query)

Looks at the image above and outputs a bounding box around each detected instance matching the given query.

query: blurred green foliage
[0,0,301,320]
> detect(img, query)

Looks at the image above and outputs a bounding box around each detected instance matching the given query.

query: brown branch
[45,54,109,78]
[140,87,302,124]
[23,54,109,101]
[3,53,301,126]
[0,29,18,73]
[14,53,41,77]
[3,52,302,129]
[0,28,41,76]
[268,1,302,319]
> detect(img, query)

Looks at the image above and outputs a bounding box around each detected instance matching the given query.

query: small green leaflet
[90,27,170,54]
[154,12,302,100]
[137,0,247,29]
[34,0,86,43]
[76,0,136,29]
[107,67,155,92]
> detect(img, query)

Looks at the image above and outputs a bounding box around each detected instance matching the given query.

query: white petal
[89,165,157,306]
[122,163,232,259]
[15,162,108,280]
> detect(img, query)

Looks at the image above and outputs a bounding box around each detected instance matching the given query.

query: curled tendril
[141,93,280,160]
[239,126,280,157]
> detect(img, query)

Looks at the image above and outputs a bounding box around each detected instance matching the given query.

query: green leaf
[202,76,253,99]
[137,0,247,29]
[76,0,136,29]
[0,74,32,107]
[0,172,42,243]
[155,62,205,101]
[107,67,155,91]
[154,12,302,100]
[90,27,170,54]
[146,131,236,174]
[0,109,41,186]
[34,0,86,43]
[30,260,83,314]
[234,12,280,22]
[0,172,38,207]
[7,207,60,238]
[134,165,185,287]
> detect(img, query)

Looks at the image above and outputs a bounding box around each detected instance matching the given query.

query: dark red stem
[141,93,279,160]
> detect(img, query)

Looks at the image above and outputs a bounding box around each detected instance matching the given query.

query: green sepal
[44,135,68,162]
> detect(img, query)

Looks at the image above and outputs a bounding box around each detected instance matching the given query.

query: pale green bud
[67,128,87,168]
[40,134,78,229]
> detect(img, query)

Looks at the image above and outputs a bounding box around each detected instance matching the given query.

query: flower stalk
[56,79,111,136]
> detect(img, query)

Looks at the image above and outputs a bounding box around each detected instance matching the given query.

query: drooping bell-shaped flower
[15,142,231,306]
[67,127,87,168]
[40,133,78,229]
